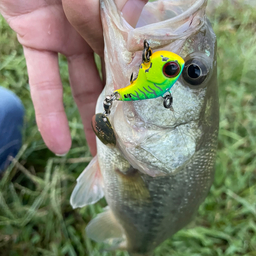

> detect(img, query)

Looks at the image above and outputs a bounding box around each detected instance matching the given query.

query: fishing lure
[92,40,185,146]
[115,42,185,102]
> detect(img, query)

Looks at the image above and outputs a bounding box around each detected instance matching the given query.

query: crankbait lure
[92,40,185,146]
[115,43,185,102]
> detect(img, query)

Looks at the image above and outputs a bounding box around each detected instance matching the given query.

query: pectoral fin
[70,156,104,208]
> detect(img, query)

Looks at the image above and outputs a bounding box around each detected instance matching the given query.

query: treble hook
[163,93,173,109]
[142,40,152,63]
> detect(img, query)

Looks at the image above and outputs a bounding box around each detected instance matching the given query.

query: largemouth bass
[71,0,219,255]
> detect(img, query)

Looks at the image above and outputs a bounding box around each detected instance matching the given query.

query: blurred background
[0,0,256,255]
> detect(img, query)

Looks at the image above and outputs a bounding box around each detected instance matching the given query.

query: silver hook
[163,94,173,109]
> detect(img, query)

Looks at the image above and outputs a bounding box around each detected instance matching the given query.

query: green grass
[1,1,256,255]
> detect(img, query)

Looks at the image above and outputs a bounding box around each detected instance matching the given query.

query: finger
[63,0,148,56]
[23,46,72,155]
[67,51,104,156]
[62,0,104,56]
[121,0,148,27]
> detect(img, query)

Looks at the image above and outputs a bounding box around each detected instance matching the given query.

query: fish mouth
[102,0,208,49]
[126,0,208,51]
[101,0,208,93]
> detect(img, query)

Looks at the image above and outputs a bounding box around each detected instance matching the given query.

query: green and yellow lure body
[115,51,185,101]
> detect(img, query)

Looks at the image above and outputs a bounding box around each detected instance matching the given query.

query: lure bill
[115,46,185,101]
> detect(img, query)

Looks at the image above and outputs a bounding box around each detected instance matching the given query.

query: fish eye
[163,62,180,78]
[182,59,207,85]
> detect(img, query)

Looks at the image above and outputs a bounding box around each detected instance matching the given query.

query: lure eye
[163,62,180,78]
[182,59,207,85]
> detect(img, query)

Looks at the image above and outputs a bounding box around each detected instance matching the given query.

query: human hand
[0,0,147,156]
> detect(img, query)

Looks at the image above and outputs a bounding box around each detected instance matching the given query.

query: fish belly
[97,130,217,253]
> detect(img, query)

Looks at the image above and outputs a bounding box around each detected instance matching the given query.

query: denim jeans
[0,87,24,173]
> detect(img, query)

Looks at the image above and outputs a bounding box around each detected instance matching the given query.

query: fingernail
[55,153,67,157]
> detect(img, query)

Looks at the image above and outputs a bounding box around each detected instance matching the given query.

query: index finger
[23,46,72,155]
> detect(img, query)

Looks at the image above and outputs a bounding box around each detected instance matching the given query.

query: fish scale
[97,125,217,253]
[97,115,217,253]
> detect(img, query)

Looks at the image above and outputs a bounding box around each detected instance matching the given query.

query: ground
[0,1,256,255]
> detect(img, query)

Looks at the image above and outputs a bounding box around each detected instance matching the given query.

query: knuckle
[73,89,99,106]
[30,80,62,92]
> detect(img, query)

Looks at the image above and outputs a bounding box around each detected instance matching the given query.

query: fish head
[98,0,218,177]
